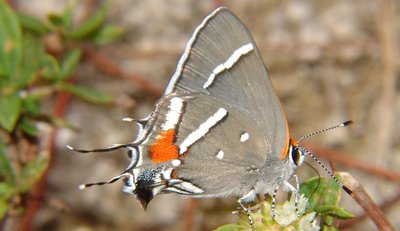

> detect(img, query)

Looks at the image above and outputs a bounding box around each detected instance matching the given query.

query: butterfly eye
[290,146,305,166]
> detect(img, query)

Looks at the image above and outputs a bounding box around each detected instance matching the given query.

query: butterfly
[68,7,352,226]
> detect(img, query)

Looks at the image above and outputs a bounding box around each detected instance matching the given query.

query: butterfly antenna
[301,147,354,196]
[298,120,353,144]
[66,143,134,153]
[79,172,132,189]
[67,117,146,154]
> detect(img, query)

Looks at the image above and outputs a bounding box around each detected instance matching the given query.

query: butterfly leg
[238,189,256,227]
[271,184,280,218]
[294,174,300,217]
[283,174,301,217]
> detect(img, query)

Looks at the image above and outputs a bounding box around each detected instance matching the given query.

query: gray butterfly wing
[165,7,289,161]
[130,7,291,199]
[172,94,281,197]
[134,92,277,197]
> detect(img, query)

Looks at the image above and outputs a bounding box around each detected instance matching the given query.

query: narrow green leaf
[0,0,22,78]
[316,205,354,219]
[90,24,124,44]
[68,4,108,39]
[57,49,82,81]
[17,13,48,34]
[0,94,22,132]
[41,54,60,80]
[59,83,112,104]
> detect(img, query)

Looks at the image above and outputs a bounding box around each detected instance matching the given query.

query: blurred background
[1,0,399,230]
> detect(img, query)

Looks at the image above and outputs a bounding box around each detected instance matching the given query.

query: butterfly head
[288,139,305,167]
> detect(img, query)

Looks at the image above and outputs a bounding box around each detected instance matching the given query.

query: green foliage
[301,176,354,228]
[59,82,112,104]
[68,3,109,39]
[0,0,123,220]
[0,0,22,78]
[0,94,21,132]
[57,49,83,81]
[216,177,353,231]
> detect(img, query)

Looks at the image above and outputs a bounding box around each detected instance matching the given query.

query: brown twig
[83,47,164,97]
[339,190,400,229]
[338,172,395,231]
[306,143,400,182]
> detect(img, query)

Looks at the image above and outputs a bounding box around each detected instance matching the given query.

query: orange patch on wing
[279,116,291,160]
[150,129,179,163]
[280,144,289,160]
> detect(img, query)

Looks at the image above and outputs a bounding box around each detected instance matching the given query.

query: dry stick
[83,47,164,97]
[339,190,400,229]
[338,172,395,231]
[306,143,400,183]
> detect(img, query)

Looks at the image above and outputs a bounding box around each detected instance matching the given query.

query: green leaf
[90,24,124,44]
[0,0,22,78]
[0,141,15,184]
[300,177,325,211]
[316,205,354,219]
[57,49,82,81]
[41,54,60,80]
[17,31,44,88]
[321,177,343,226]
[323,177,341,206]
[17,13,48,34]
[68,4,108,39]
[300,177,322,197]
[59,83,112,104]
[19,118,38,137]
[17,155,48,193]
[47,13,64,27]
[22,96,41,117]
[0,94,22,132]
